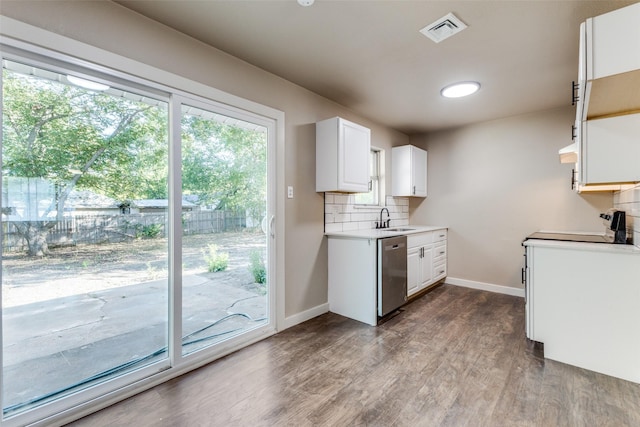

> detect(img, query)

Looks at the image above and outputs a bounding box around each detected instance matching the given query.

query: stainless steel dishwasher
[377,235,408,317]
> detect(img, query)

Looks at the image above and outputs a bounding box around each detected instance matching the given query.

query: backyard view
[1,58,269,416]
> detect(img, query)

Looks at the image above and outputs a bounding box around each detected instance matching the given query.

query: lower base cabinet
[327,237,378,326]
[327,228,448,325]
[407,229,447,297]
[524,241,640,383]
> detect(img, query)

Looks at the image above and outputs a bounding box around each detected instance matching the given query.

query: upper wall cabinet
[566,2,640,191]
[316,117,371,193]
[579,2,640,121]
[392,145,427,197]
[581,114,640,185]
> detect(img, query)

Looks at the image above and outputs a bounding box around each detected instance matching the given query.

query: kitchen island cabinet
[523,238,640,383]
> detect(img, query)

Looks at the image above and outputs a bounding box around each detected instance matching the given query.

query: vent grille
[420,12,468,43]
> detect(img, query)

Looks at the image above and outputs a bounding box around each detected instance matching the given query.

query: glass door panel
[180,104,268,356]
[1,61,170,415]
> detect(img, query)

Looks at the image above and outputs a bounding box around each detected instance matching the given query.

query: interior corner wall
[409,106,614,289]
[0,1,410,322]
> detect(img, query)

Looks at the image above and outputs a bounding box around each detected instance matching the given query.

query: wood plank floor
[68,284,640,426]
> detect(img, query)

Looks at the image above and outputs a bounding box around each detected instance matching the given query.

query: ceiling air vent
[419,12,468,43]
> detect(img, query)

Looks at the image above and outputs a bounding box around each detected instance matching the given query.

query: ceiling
[114,0,636,135]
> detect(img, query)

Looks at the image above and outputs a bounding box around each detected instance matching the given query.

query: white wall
[410,107,614,289]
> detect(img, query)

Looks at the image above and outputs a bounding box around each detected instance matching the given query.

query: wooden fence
[2,210,247,253]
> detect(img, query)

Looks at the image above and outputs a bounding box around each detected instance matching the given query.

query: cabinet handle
[571,124,577,140]
[571,168,576,191]
[571,81,579,106]
[413,185,416,195]
[521,267,526,285]
[438,270,445,275]
[439,251,445,255]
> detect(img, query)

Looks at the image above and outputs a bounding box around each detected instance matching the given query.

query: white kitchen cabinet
[523,239,640,383]
[406,246,421,296]
[392,145,427,197]
[581,2,640,121]
[432,230,448,282]
[564,3,640,190]
[328,237,378,326]
[581,114,640,185]
[316,117,371,193]
[407,229,447,297]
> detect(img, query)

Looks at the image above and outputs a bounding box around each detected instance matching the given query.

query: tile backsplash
[324,194,409,233]
[614,184,640,246]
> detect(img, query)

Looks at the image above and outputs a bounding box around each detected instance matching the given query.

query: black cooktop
[525,232,611,244]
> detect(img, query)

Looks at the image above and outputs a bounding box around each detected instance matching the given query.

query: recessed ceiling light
[441,81,480,98]
[297,0,314,6]
[67,75,110,91]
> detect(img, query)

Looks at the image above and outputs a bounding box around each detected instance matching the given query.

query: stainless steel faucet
[377,207,390,229]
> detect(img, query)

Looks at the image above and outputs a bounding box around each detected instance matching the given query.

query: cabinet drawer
[433,260,447,280]
[407,232,433,248]
[433,243,447,262]
[433,229,447,242]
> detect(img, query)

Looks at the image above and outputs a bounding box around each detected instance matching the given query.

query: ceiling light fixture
[67,75,110,91]
[440,81,480,98]
[297,0,314,6]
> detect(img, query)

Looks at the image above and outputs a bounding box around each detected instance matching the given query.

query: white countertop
[325,225,447,239]
[524,237,640,254]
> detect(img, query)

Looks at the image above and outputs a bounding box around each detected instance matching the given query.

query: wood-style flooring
[68,284,640,426]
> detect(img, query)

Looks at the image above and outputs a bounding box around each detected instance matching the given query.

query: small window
[354,148,382,206]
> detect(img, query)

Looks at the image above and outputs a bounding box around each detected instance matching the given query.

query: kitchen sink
[382,228,415,232]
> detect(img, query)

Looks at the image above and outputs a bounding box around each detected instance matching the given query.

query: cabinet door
[392,145,427,197]
[588,3,640,80]
[411,147,427,197]
[316,117,370,193]
[582,114,640,184]
[407,247,421,296]
[338,120,370,192]
[420,246,434,289]
[582,4,640,120]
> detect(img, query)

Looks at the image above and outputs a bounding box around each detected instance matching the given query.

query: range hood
[558,143,578,164]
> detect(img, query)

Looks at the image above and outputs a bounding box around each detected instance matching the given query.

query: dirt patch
[2,231,266,307]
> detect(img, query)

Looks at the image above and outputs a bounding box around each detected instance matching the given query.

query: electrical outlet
[287,186,294,199]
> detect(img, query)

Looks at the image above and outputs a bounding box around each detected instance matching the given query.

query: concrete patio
[2,270,267,411]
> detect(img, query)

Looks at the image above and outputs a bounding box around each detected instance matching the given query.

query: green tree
[3,63,266,257]
[2,67,168,256]
[181,114,266,226]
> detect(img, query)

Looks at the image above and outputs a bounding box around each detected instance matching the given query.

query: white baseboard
[282,303,330,330]
[445,277,525,298]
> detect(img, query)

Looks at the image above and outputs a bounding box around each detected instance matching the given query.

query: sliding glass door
[1,59,171,415]
[1,48,277,425]
[179,102,269,356]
